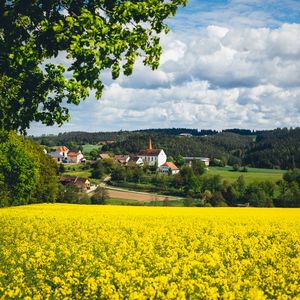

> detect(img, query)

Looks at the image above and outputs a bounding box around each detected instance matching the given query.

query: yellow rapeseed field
[0,204,299,299]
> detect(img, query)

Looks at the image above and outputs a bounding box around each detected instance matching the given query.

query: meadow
[0,205,299,299]
[206,166,285,184]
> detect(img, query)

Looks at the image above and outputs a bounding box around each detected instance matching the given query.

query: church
[137,138,167,167]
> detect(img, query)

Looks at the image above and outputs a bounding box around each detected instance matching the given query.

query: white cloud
[28,2,300,135]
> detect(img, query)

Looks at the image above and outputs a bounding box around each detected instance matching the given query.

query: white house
[128,156,144,167]
[67,151,84,163]
[56,146,69,159]
[183,157,210,167]
[137,138,167,167]
[159,162,180,175]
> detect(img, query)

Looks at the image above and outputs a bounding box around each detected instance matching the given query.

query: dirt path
[107,189,179,202]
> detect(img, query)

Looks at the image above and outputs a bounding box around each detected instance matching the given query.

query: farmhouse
[59,176,91,191]
[56,146,69,158]
[99,153,111,160]
[48,151,64,163]
[128,156,144,167]
[159,162,179,175]
[48,146,85,163]
[67,151,84,163]
[137,138,167,167]
[179,133,193,137]
[114,155,130,165]
[183,156,210,167]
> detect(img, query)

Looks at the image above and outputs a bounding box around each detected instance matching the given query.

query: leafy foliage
[0,131,58,207]
[0,0,187,133]
[91,186,109,205]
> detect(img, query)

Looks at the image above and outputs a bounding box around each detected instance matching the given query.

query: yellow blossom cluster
[0,204,299,299]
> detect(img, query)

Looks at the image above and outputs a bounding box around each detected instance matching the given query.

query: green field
[206,166,285,183]
[82,144,100,155]
[62,163,92,178]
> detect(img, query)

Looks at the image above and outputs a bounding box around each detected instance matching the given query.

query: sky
[29,0,300,135]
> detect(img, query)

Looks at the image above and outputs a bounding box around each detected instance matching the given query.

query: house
[113,155,130,165]
[97,140,116,145]
[179,133,193,137]
[47,145,85,163]
[56,146,69,158]
[128,156,144,167]
[67,151,84,163]
[59,176,91,191]
[183,157,210,167]
[48,151,64,163]
[236,203,250,207]
[159,162,179,175]
[99,153,111,160]
[137,138,167,167]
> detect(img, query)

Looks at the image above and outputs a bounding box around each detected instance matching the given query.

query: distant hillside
[105,132,252,163]
[32,127,300,169]
[244,128,300,169]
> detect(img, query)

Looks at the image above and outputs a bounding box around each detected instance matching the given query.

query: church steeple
[148,137,152,150]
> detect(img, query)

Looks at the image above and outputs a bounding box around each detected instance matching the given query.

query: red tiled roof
[68,151,81,157]
[56,146,69,153]
[161,162,179,170]
[138,149,162,156]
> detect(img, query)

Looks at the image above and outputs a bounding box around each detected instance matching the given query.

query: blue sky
[30,0,300,135]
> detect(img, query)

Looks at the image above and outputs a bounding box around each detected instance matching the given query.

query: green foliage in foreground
[0,131,58,207]
[0,0,187,133]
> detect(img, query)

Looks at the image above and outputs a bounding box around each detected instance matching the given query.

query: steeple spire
[148,137,152,150]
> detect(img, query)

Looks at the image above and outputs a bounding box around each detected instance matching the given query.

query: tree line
[33,127,300,169]
[108,161,300,208]
[0,131,58,207]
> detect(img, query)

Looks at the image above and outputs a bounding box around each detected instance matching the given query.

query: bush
[91,187,109,205]
[232,164,240,171]
[0,130,58,206]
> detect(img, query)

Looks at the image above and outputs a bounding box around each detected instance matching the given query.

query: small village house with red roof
[159,162,180,175]
[56,146,69,159]
[137,138,167,167]
[59,176,91,191]
[67,151,84,163]
[48,146,85,164]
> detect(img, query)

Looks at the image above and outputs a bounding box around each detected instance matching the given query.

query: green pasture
[82,144,100,154]
[206,166,285,183]
[64,170,92,177]
[63,163,92,178]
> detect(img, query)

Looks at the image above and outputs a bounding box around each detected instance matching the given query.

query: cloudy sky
[30,0,300,135]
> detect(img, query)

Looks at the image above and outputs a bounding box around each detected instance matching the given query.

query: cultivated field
[0,205,299,299]
[107,189,179,202]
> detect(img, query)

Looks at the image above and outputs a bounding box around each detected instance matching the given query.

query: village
[47,137,210,194]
